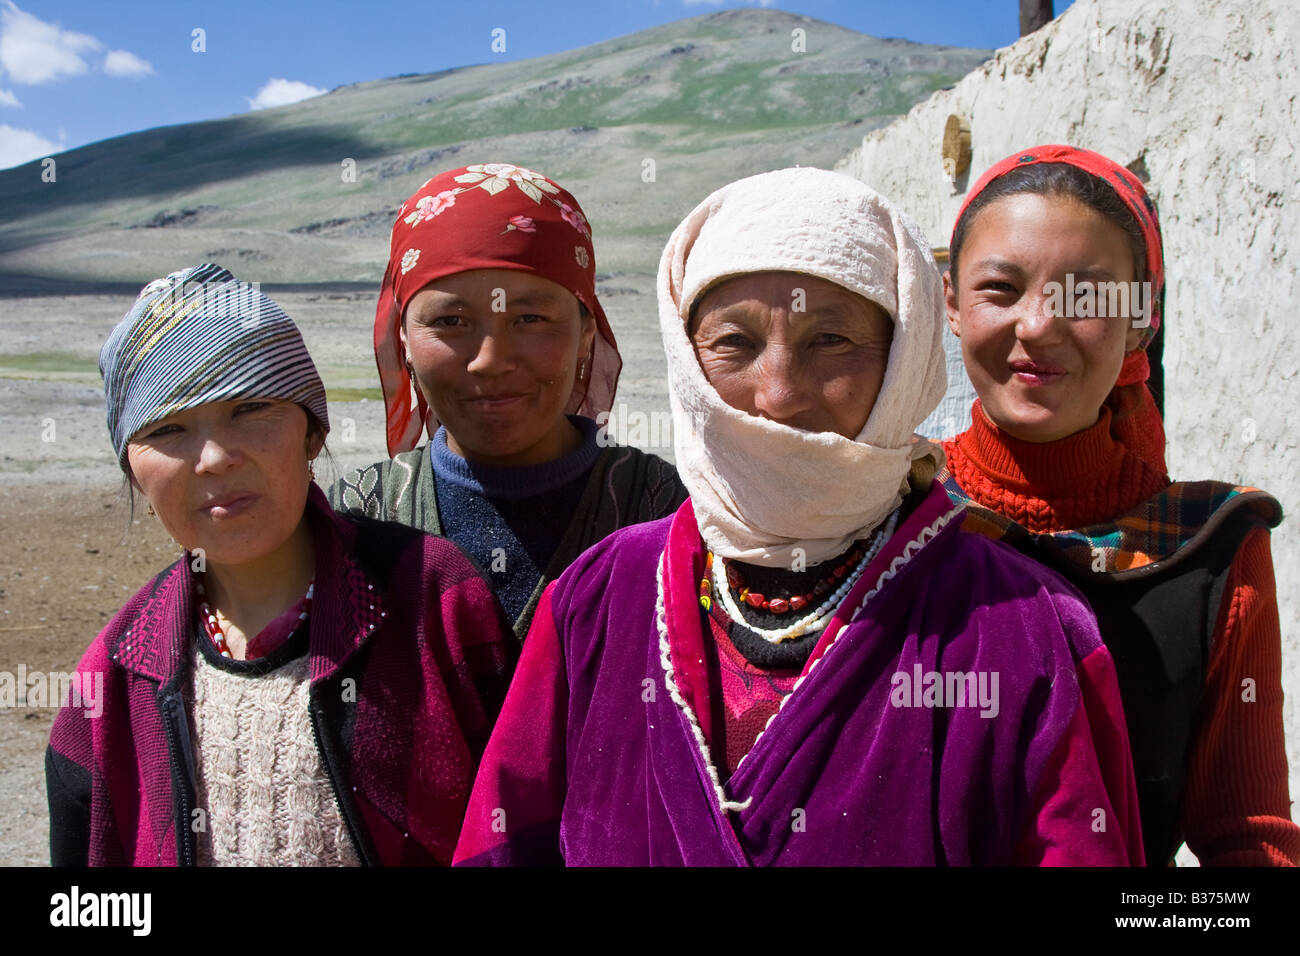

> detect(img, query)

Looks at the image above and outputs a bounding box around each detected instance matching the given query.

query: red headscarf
[954,145,1167,474]
[375,163,621,455]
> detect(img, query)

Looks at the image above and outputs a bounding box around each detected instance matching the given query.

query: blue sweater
[430,416,601,622]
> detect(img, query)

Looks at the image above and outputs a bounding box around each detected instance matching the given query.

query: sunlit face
[402,269,597,467]
[946,192,1145,443]
[690,272,894,439]
[125,399,322,567]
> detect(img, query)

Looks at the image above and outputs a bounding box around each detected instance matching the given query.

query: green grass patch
[0,352,97,373]
[0,355,383,403]
[374,82,632,147]
[326,387,383,403]
[0,353,99,382]
[870,72,964,116]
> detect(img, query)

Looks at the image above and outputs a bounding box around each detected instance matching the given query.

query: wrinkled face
[690,271,894,439]
[126,399,321,566]
[946,192,1144,443]
[402,269,596,467]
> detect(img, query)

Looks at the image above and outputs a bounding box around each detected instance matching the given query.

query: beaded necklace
[699,509,899,644]
[196,577,314,660]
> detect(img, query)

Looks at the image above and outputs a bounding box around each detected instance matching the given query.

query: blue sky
[0,0,1074,169]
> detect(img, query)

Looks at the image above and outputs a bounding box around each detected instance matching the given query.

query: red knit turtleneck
[942,400,1170,533]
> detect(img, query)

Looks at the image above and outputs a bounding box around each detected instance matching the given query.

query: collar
[658,477,963,745]
[428,414,601,499]
[956,398,1121,491]
[655,479,963,816]
[109,483,387,685]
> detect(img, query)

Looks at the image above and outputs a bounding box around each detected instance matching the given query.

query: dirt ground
[0,479,179,865]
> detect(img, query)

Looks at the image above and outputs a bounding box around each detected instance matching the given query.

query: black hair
[948,162,1148,290]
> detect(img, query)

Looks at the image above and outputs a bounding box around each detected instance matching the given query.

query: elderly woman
[453,168,1144,866]
[330,164,687,639]
[46,264,513,866]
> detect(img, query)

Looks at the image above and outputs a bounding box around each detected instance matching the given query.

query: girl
[331,164,687,639]
[46,264,513,866]
[941,145,1299,866]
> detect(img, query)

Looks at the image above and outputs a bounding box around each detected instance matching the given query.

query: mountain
[0,9,988,289]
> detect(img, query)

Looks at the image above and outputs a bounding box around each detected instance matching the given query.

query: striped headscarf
[100,263,329,470]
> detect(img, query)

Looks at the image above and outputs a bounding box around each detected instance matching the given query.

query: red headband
[374,163,621,455]
[955,144,1164,389]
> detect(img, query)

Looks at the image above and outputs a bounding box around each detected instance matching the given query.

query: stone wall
[838,0,1300,842]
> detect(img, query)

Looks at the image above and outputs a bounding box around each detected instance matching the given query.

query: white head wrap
[657,167,947,567]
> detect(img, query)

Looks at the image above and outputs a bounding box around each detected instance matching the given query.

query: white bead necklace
[711,509,900,645]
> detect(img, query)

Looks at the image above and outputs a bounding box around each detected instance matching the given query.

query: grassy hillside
[0,8,988,286]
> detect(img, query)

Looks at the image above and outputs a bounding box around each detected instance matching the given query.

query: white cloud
[103,49,152,78]
[682,0,776,5]
[0,87,19,107]
[0,1,100,85]
[0,122,59,168]
[0,3,154,86]
[246,77,326,111]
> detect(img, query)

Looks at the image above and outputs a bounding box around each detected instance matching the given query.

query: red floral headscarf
[955,145,1167,474]
[375,163,621,455]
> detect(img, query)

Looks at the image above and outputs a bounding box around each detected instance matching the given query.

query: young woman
[330,164,687,638]
[454,168,1144,866]
[940,144,1299,866]
[46,264,514,866]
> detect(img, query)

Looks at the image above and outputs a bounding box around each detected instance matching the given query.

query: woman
[939,144,1299,867]
[453,168,1144,866]
[45,264,514,866]
[330,163,687,638]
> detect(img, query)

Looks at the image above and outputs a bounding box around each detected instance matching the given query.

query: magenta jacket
[46,484,515,866]
[456,485,1145,866]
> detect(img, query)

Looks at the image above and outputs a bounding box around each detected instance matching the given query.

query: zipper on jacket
[159,691,197,866]
[309,687,376,866]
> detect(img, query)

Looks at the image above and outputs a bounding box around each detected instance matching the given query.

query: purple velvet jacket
[46,484,514,866]
[455,482,1145,866]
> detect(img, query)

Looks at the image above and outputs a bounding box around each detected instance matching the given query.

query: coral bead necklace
[699,509,899,644]
[196,577,314,660]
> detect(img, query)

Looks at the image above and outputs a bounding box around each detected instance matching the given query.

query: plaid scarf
[941,470,1281,576]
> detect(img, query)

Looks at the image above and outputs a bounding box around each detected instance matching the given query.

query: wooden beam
[1020,0,1054,36]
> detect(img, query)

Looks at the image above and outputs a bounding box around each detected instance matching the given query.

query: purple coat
[46,484,515,866]
[455,481,1143,865]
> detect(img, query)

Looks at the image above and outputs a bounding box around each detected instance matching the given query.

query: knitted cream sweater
[188,645,360,866]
